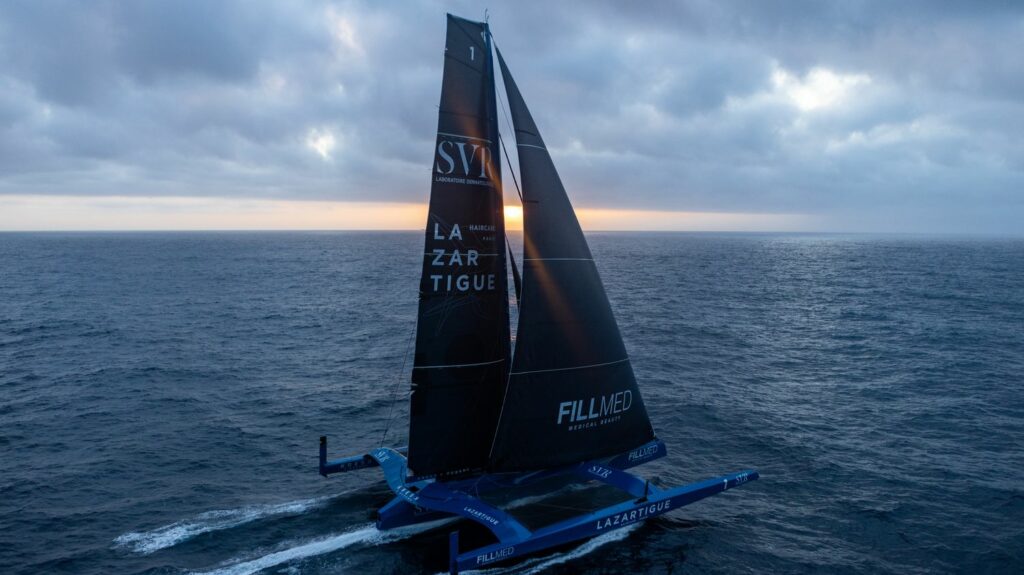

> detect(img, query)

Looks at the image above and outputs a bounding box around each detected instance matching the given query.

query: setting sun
[504,205,524,230]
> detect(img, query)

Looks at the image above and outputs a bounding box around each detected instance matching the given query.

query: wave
[113,495,335,555]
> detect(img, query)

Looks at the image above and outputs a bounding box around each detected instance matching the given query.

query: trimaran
[318,13,758,573]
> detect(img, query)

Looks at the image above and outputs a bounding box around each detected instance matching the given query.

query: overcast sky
[1,0,1021,232]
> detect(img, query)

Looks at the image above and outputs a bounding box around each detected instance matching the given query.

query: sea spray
[114,495,336,554]
[445,523,640,575]
[192,519,454,575]
[191,526,383,575]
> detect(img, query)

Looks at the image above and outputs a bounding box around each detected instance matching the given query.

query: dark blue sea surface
[1,231,1022,574]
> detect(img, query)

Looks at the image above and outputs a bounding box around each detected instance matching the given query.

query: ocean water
[1,231,1022,574]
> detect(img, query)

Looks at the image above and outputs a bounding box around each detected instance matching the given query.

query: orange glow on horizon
[0,195,810,232]
[575,207,809,232]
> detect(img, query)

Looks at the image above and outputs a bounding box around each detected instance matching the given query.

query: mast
[408,14,509,478]
[488,49,655,472]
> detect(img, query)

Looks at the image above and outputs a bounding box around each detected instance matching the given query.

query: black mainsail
[487,50,655,472]
[408,15,509,478]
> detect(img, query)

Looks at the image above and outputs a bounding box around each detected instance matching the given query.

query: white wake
[192,519,452,575]
[462,523,640,575]
[191,525,384,575]
[114,495,335,555]
[125,482,626,573]
[516,524,639,575]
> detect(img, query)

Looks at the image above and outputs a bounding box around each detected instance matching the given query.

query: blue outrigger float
[319,14,758,573]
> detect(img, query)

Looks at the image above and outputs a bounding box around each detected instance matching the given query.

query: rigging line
[487,245,527,463]
[492,45,524,204]
[493,40,515,131]
[486,34,523,465]
[499,135,524,203]
[380,320,417,447]
[491,39,540,141]
[491,54,543,143]
[505,234,522,310]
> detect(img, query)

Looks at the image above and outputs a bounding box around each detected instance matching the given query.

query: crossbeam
[323,438,670,533]
[318,436,408,476]
[573,462,658,499]
[368,448,531,543]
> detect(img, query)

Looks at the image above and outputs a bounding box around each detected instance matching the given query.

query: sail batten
[510,356,630,376]
[487,49,655,472]
[415,358,505,370]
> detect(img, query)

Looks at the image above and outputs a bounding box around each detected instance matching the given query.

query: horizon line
[1,196,1020,236]
[1,228,1019,237]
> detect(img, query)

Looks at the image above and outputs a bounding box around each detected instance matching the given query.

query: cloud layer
[1,0,1021,232]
